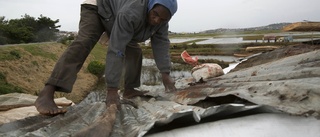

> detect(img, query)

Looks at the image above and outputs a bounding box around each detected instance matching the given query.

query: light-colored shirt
[82,0,97,5]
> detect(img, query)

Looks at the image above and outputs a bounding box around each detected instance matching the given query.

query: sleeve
[105,13,134,88]
[151,23,171,73]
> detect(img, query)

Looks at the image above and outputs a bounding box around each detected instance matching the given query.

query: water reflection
[170,37,318,45]
[195,37,316,44]
[197,55,238,62]
[140,57,239,86]
[140,52,264,86]
[170,38,201,43]
[196,37,243,44]
[141,59,192,85]
[141,66,192,86]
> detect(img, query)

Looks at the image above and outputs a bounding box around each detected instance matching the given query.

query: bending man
[35,0,178,115]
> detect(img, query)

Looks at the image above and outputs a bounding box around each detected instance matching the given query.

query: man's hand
[161,72,177,92]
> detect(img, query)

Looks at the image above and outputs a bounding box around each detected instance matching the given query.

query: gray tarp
[0,50,319,137]
[0,92,279,137]
[145,49,320,116]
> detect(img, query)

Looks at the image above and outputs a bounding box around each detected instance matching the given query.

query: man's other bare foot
[123,88,148,99]
[35,85,67,116]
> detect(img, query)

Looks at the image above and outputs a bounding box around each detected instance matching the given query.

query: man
[35,0,178,116]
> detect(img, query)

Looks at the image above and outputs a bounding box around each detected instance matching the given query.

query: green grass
[0,72,23,95]
[0,50,21,61]
[22,44,58,60]
[90,43,107,63]
[0,47,22,61]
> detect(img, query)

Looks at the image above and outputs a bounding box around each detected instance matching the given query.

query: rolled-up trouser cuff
[46,77,73,93]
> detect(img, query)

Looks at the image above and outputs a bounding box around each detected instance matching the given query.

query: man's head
[147,0,178,26]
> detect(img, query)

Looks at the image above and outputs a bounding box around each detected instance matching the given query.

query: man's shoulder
[121,0,147,12]
[117,0,147,20]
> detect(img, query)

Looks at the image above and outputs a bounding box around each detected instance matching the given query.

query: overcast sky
[0,0,319,33]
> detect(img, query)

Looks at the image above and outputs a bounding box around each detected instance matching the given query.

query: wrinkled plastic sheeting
[0,93,73,124]
[1,50,319,137]
[144,50,320,116]
[0,93,37,106]
[0,91,277,137]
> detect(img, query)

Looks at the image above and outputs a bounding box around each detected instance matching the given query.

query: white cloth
[82,0,97,5]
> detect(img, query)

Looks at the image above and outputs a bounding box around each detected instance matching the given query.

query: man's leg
[123,45,148,99]
[35,4,105,115]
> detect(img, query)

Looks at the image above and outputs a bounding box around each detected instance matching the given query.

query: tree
[6,15,36,43]
[35,14,60,42]
[0,14,61,45]
[0,16,8,44]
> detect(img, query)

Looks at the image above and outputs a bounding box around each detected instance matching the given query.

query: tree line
[0,14,60,45]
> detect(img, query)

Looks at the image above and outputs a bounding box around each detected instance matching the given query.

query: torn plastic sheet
[0,91,278,137]
[0,50,319,136]
[0,93,73,124]
[143,50,320,116]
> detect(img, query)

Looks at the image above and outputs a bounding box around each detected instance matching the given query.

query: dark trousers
[124,45,142,89]
[46,4,142,92]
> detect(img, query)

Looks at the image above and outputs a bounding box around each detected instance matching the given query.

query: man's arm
[151,23,171,73]
[151,23,176,92]
[105,13,134,88]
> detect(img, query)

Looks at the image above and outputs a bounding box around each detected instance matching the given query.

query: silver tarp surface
[0,50,319,137]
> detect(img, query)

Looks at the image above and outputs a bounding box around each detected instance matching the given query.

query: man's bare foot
[35,85,67,116]
[123,88,148,99]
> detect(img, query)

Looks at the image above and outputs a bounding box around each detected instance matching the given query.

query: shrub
[0,72,23,94]
[87,60,105,77]
[0,84,23,95]
[9,50,21,59]
[57,36,68,45]
[0,36,7,45]
[0,72,5,80]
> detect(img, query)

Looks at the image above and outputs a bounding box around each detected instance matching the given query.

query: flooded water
[170,38,200,43]
[140,57,240,86]
[139,52,264,86]
[169,34,319,45]
[196,55,239,62]
[141,59,192,85]
[141,32,319,85]
[196,37,318,44]
[196,37,243,44]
